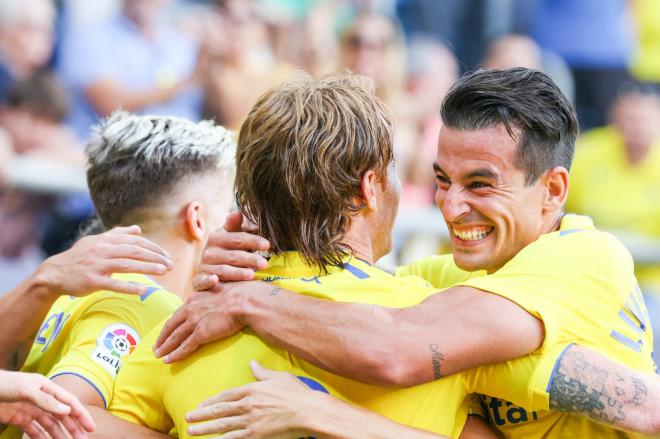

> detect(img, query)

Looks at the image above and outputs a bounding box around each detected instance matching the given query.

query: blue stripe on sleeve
[50,372,108,408]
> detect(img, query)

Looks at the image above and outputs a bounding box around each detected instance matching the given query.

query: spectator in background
[528,0,636,129]
[630,0,660,84]
[56,0,203,140]
[482,34,574,104]
[202,0,295,130]
[399,37,458,207]
[566,85,660,361]
[0,72,81,259]
[0,0,55,101]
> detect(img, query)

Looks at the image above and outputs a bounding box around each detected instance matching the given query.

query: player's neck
[141,233,194,301]
[340,220,378,265]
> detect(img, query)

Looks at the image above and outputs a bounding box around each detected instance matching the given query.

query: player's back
[109,253,472,438]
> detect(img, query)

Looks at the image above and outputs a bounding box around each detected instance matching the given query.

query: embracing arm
[549,344,660,434]
[156,283,543,387]
[185,360,497,439]
[0,226,172,370]
[86,407,172,439]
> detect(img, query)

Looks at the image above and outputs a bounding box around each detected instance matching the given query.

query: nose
[438,184,470,222]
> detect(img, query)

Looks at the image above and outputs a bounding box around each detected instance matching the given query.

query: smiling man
[157,68,659,437]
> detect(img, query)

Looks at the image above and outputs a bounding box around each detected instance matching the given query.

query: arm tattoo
[548,345,647,426]
[429,343,445,380]
[270,286,282,296]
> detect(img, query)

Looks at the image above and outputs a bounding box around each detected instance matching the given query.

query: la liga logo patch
[91,323,140,378]
[103,326,138,357]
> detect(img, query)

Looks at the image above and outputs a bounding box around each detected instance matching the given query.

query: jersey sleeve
[47,295,150,407]
[462,343,573,413]
[456,229,633,349]
[109,320,173,433]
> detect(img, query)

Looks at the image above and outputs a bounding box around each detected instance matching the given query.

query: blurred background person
[567,84,660,362]
[0,0,55,101]
[55,0,203,141]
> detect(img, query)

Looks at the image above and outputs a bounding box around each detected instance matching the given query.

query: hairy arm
[549,344,660,434]
[156,283,543,387]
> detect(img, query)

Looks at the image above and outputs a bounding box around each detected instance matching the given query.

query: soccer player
[0,111,236,439]
[0,224,173,438]
[108,72,552,438]
[157,68,660,437]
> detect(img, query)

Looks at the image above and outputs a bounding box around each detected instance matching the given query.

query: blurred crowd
[0,0,659,305]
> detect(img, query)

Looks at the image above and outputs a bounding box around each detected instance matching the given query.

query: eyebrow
[433,163,498,180]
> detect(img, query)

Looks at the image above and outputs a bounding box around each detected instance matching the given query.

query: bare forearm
[237,284,541,387]
[0,273,57,369]
[237,286,437,386]
[88,407,171,439]
[549,344,660,434]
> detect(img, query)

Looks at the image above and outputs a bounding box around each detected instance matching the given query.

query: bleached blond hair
[86,111,236,228]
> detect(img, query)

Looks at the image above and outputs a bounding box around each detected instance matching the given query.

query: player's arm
[156,281,542,387]
[0,226,172,370]
[548,344,660,434]
[85,407,172,439]
[186,361,497,439]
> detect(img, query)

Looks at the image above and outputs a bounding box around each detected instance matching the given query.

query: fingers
[196,264,256,284]
[33,413,68,439]
[187,415,247,436]
[107,225,141,236]
[202,248,268,271]
[197,386,250,408]
[222,211,244,233]
[59,414,89,439]
[40,380,95,432]
[23,420,48,439]
[105,243,174,269]
[162,334,201,364]
[192,273,220,291]
[93,278,148,295]
[249,360,270,381]
[154,311,191,355]
[104,232,172,260]
[104,259,172,278]
[206,231,270,253]
[186,400,243,423]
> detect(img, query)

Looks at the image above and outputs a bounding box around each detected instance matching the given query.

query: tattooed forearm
[548,345,648,427]
[429,343,445,380]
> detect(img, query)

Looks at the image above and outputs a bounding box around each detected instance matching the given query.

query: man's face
[434,124,547,273]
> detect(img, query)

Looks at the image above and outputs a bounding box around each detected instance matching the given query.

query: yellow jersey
[396,253,484,288]
[109,253,564,439]
[566,126,660,290]
[0,273,181,439]
[455,214,657,438]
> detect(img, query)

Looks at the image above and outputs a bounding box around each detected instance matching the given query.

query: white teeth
[454,228,491,241]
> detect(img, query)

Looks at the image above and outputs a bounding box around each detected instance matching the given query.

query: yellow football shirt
[111,253,572,439]
[396,254,485,289]
[0,273,182,439]
[456,214,657,438]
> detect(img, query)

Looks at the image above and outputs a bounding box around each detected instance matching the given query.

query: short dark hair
[441,67,579,184]
[235,71,394,271]
[86,111,235,229]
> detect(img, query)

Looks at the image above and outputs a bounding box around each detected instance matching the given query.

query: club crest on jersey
[91,323,140,378]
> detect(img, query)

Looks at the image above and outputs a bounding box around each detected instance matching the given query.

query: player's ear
[541,166,569,212]
[358,169,379,213]
[184,201,207,241]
